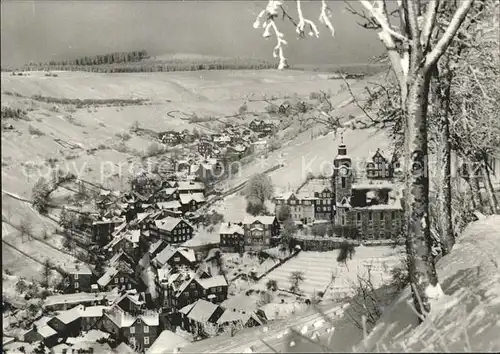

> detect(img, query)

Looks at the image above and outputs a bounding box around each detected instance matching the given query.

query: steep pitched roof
[216,308,263,326]
[154,217,191,231]
[97,263,134,287]
[153,246,196,267]
[242,215,277,226]
[146,330,190,354]
[197,275,227,289]
[180,299,220,323]
[179,193,206,205]
[219,222,244,235]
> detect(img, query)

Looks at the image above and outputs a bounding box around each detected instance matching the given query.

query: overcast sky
[1,1,384,67]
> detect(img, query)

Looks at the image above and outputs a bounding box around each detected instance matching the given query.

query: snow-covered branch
[425,0,475,70]
[296,0,319,38]
[253,0,335,70]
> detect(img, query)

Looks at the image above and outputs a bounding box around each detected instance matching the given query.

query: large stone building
[332,141,404,240]
[273,192,317,225]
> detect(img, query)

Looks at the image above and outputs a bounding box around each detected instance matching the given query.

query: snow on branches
[253,0,334,70]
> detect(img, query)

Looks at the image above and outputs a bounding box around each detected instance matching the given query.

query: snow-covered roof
[66,330,110,345]
[55,305,85,324]
[104,230,140,251]
[80,305,110,318]
[153,246,197,267]
[177,181,205,191]
[352,199,403,211]
[243,215,276,225]
[97,263,133,287]
[40,324,58,337]
[105,307,159,328]
[146,330,191,354]
[43,290,119,308]
[116,342,137,354]
[147,240,164,257]
[219,222,244,235]
[179,193,206,204]
[157,200,182,209]
[216,308,263,326]
[65,263,93,275]
[180,299,220,323]
[109,251,134,268]
[198,275,227,289]
[154,216,186,231]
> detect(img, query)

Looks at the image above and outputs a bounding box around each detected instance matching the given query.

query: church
[332,140,404,240]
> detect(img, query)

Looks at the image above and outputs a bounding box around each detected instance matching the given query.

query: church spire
[338,132,347,156]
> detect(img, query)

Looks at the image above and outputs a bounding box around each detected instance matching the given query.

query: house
[249,119,265,132]
[179,193,206,213]
[47,305,86,339]
[216,308,266,331]
[104,230,141,260]
[63,264,94,294]
[195,160,224,185]
[23,316,58,348]
[79,305,110,331]
[198,140,213,157]
[242,215,281,251]
[114,291,146,314]
[156,200,182,215]
[219,222,244,253]
[97,307,160,352]
[152,246,197,270]
[179,299,224,337]
[213,135,231,147]
[108,251,136,271]
[177,181,205,195]
[160,131,181,146]
[297,178,334,221]
[146,329,190,354]
[197,275,228,304]
[92,217,126,246]
[150,187,179,204]
[273,192,318,225]
[149,217,194,244]
[365,148,394,180]
[97,262,137,292]
[158,270,227,311]
[332,142,404,240]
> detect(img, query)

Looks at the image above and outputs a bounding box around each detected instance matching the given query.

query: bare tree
[19,216,33,243]
[253,0,476,316]
[289,270,305,293]
[245,173,274,206]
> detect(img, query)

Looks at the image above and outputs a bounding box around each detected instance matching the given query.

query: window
[341,216,345,226]
[120,277,124,283]
[341,177,346,189]
[115,278,119,284]
[74,273,79,280]
[380,213,385,221]
[217,287,222,292]
[144,325,149,333]
[392,211,396,220]
[144,337,150,345]
[368,212,373,221]
[74,282,80,289]
[190,283,196,288]
[130,327,135,334]
[357,212,361,222]
[174,257,180,262]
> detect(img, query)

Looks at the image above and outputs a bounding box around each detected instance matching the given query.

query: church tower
[332,134,353,204]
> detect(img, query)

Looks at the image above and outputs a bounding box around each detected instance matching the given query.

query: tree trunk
[405,69,439,316]
[466,160,483,210]
[481,160,498,214]
[434,58,454,255]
